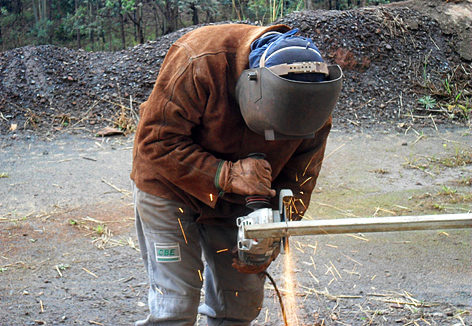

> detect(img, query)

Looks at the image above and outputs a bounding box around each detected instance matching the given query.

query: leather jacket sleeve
[133,43,220,208]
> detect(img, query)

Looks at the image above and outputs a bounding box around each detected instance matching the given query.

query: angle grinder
[236,153,293,266]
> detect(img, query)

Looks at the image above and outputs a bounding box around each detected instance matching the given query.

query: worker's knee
[146,293,200,325]
[200,287,264,325]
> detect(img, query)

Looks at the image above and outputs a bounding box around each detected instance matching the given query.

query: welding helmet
[236,29,343,140]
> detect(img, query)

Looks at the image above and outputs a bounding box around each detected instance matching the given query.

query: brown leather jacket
[131,24,332,226]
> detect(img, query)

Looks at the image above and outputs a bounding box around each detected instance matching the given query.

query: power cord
[262,271,288,326]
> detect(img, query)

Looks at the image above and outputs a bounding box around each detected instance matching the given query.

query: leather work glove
[217,158,276,197]
[231,246,280,274]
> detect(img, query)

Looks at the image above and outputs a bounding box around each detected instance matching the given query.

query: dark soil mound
[0,1,470,137]
[280,5,471,130]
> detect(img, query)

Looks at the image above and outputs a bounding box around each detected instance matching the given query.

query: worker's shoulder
[180,23,259,41]
[173,24,290,58]
[173,24,257,57]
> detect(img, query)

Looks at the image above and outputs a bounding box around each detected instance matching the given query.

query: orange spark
[299,198,306,210]
[299,177,312,187]
[284,250,301,325]
[303,143,346,176]
[291,199,299,214]
[216,248,229,253]
[178,218,188,244]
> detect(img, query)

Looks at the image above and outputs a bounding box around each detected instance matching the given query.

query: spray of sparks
[302,143,346,177]
[283,197,308,221]
[283,251,301,326]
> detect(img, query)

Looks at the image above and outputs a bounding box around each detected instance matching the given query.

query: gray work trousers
[133,184,266,326]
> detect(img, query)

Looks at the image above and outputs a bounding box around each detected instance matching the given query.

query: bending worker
[131,23,342,326]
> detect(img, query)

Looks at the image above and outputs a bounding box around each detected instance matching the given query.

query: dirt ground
[1,0,471,324]
[1,124,471,326]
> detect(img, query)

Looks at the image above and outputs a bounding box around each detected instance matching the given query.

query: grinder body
[236,189,293,265]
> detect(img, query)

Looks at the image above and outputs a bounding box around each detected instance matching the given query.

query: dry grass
[403,146,472,178]
[23,109,41,129]
[101,96,139,135]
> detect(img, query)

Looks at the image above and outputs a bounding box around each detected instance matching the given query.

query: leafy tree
[0,0,400,52]
[152,0,179,35]
[246,0,304,24]
[183,0,218,25]
[105,0,127,48]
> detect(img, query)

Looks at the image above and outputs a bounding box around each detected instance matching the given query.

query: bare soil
[1,127,471,326]
[1,0,471,325]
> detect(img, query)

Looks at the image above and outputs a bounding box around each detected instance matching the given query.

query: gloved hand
[217,158,276,197]
[231,247,280,274]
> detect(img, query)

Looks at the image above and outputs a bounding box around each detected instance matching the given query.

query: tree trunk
[89,2,94,51]
[101,29,106,51]
[155,0,179,35]
[32,0,39,25]
[135,0,144,44]
[163,1,178,34]
[47,0,51,21]
[108,11,113,51]
[118,0,126,49]
[75,0,81,49]
[12,0,24,14]
[190,3,198,26]
[205,9,214,23]
[305,0,312,11]
[151,3,160,38]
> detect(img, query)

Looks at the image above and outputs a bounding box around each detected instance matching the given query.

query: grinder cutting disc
[279,191,291,255]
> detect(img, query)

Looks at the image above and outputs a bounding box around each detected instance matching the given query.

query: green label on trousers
[155,242,181,262]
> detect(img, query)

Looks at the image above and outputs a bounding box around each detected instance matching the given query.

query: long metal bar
[244,214,472,239]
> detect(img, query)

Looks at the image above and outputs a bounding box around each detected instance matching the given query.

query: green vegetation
[94,224,106,235]
[403,146,472,173]
[418,95,437,110]
[419,54,472,122]
[0,0,392,52]
[56,263,70,270]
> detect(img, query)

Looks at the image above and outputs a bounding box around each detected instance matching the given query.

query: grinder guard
[236,65,343,140]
